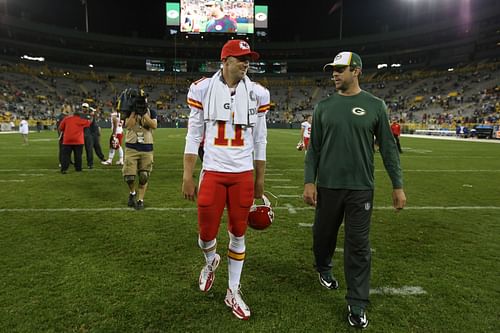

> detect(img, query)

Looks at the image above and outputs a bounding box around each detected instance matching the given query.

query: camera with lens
[116,88,148,117]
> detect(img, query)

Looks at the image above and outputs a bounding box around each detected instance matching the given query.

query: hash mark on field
[19,174,45,176]
[298,223,313,227]
[0,180,25,182]
[266,179,291,182]
[370,286,426,296]
[278,195,301,198]
[272,186,298,189]
[265,173,283,176]
[285,204,297,214]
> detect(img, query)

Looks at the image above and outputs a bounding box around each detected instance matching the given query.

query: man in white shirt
[182,39,270,320]
[19,117,29,145]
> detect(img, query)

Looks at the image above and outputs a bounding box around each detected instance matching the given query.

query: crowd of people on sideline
[1,59,499,134]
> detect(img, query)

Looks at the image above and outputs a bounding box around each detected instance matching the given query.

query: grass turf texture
[0,129,499,332]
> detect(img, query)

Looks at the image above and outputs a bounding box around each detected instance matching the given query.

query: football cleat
[224,286,251,320]
[348,305,369,328]
[296,141,304,151]
[199,253,220,292]
[101,160,112,166]
[135,200,144,210]
[247,194,274,230]
[116,159,124,166]
[318,271,339,290]
[128,193,136,207]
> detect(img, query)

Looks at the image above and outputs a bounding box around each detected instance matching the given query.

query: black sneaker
[128,193,136,207]
[135,200,144,210]
[318,271,339,290]
[348,305,368,329]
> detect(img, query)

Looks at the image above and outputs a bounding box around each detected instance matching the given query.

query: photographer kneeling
[118,88,158,210]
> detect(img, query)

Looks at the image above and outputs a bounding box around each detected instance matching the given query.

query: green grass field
[0,129,499,332]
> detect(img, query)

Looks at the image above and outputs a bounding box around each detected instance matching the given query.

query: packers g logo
[352,107,366,116]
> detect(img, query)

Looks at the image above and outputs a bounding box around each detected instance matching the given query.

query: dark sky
[3,0,499,42]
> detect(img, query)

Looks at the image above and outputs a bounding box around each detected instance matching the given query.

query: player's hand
[254,181,264,199]
[392,188,406,212]
[182,177,197,201]
[303,183,317,207]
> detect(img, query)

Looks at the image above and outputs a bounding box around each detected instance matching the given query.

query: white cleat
[224,286,251,320]
[116,160,124,166]
[199,254,220,292]
[101,160,112,166]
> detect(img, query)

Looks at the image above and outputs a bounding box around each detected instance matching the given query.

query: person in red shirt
[59,110,91,173]
[390,119,403,153]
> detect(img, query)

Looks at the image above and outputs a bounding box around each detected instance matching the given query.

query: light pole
[82,0,89,33]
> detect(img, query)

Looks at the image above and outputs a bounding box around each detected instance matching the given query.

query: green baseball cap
[323,51,363,71]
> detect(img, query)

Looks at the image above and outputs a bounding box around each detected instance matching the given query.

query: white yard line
[370,286,427,295]
[1,168,499,173]
[271,186,299,189]
[0,180,25,182]
[1,206,500,213]
[264,168,500,173]
[334,248,376,253]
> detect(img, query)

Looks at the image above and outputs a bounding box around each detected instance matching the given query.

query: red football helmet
[110,135,120,149]
[248,194,274,230]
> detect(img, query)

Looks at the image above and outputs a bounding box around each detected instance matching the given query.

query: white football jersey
[301,121,311,139]
[111,112,123,135]
[185,76,270,173]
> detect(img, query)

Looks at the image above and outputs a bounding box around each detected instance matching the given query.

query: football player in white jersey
[299,114,312,151]
[101,109,124,165]
[182,40,270,320]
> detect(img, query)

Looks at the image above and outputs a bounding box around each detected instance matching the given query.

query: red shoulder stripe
[258,103,270,113]
[187,98,203,110]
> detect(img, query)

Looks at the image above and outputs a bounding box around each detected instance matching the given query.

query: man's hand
[254,160,266,199]
[303,183,317,207]
[392,188,406,212]
[182,177,196,201]
[182,154,198,201]
[254,180,264,199]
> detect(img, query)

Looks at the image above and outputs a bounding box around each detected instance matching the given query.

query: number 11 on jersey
[214,120,244,147]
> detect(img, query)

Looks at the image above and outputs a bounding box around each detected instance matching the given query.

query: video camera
[116,88,148,117]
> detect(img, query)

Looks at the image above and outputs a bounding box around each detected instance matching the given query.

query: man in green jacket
[303,51,406,329]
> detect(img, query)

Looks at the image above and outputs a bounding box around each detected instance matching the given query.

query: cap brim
[323,63,348,71]
[222,51,260,61]
[249,51,259,61]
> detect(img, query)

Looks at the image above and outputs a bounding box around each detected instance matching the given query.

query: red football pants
[304,137,310,150]
[197,170,254,241]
